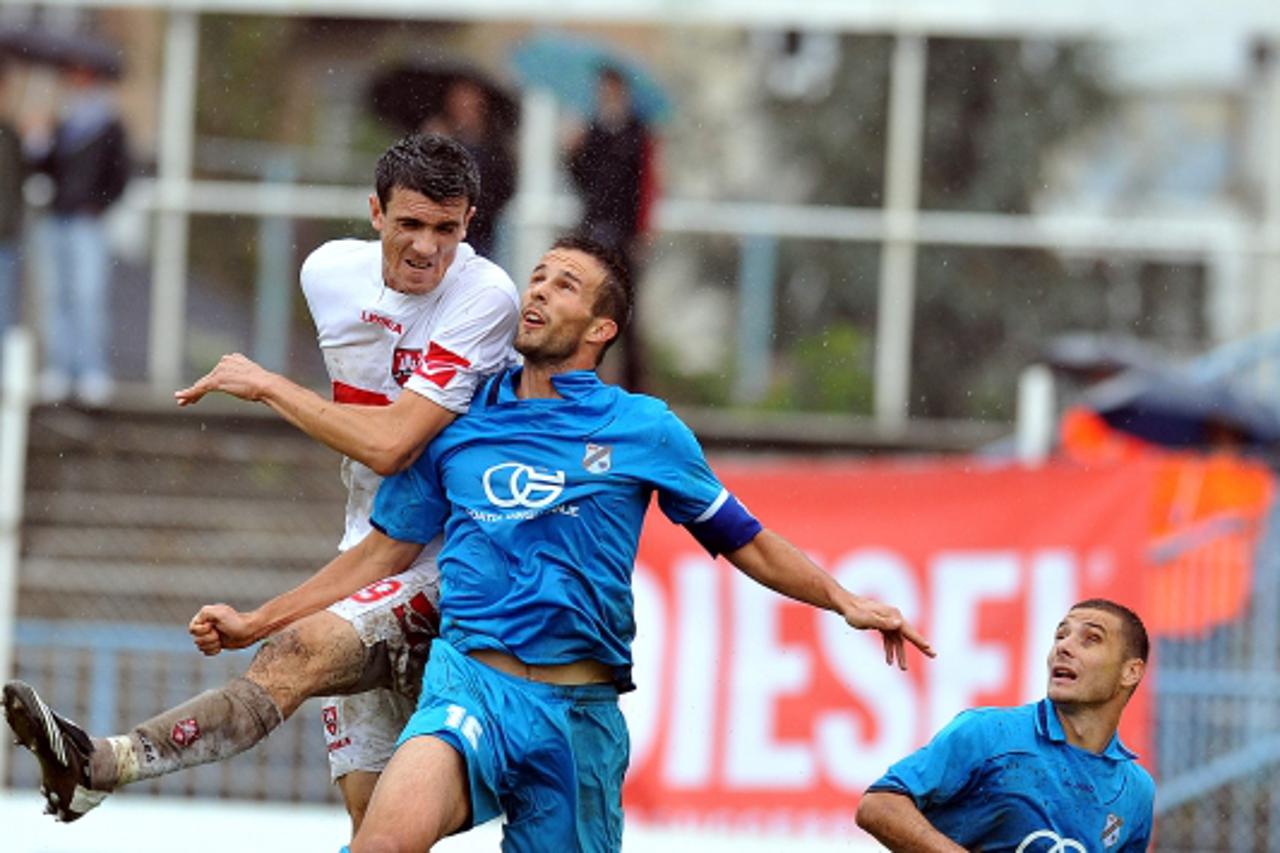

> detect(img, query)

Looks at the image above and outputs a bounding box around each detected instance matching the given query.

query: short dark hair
[550,234,633,363]
[375,133,481,210]
[1071,598,1149,663]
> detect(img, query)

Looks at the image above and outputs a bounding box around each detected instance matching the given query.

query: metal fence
[6,620,339,806]
[1153,492,1280,851]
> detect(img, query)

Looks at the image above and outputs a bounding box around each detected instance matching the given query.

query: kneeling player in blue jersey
[189,235,934,852]
[857,598,1154,852]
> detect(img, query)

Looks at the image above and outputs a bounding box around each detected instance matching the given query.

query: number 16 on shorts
[445,704,483,749]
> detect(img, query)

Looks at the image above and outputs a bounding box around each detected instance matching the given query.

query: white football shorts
[319,560,441,780]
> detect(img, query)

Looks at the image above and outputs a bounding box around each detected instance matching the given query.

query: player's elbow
[363,438,420,477]
[855,791,895,836]
[365,454,407,477]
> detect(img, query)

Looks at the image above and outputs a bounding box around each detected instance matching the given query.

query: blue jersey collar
[1037,698,1138,761]
[492,367,605,404]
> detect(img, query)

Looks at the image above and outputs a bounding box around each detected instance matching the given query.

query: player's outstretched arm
[174,353,456,475]
[189,530,424,656]
[724,529,934,670]
[855,792,966,853]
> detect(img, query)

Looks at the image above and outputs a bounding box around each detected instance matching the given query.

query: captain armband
[686,491,762,557]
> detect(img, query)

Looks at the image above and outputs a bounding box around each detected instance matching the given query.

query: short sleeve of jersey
[867,709,994,809]
[299,240,369,346]
[1121,771,1156,851]
[403,269,518,414]
[370,454,450,545]
[652,410,761,556]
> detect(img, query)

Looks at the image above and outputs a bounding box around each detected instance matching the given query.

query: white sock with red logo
[89,677,283,789]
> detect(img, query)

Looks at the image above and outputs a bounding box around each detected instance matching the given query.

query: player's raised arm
[723,528,934,670]
[189,529,424,656]
[175,353,455,476]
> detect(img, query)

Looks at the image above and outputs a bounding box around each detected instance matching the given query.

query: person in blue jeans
[0,61,24,344]
[183,235,934,852]
[26,62,129,405]
[857,598,1155,852]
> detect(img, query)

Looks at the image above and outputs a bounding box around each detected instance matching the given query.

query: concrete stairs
[18,402,348,626]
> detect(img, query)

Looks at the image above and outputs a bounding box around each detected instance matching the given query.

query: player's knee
[243,623,323,714]
[246,612,366,710]
[249,614,335,674]
[247,624,310,675]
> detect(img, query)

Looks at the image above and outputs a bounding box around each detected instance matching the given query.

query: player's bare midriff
[468,649,614,686]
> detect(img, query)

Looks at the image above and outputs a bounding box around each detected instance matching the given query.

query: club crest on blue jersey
[1102,813,1123,847]
[583,443,612,474]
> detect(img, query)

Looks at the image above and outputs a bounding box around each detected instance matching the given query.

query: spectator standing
[26,62,129,405]
[0,61,25,341]
[566,65,655,392]
[422,78,515,259]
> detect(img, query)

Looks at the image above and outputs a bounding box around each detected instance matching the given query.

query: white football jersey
[301,239,519,552]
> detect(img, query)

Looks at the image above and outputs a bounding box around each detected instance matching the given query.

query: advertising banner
[622,458,1156,832]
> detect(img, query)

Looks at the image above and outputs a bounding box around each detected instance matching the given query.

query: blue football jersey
[869,699,1154,852]
[372,368,761,687]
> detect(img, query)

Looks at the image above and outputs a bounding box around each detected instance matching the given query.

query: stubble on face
[515,250,607,365]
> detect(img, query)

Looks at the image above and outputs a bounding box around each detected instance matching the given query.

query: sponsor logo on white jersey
[483,462,566,509]
[360,310,404,334]
[1017,830,1086,853]
[417,341,472,389]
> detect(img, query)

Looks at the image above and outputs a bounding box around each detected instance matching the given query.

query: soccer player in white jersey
[2,133,518,831]
[293,135,516,824]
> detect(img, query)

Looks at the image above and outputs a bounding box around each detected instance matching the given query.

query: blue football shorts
[398,639,629,852]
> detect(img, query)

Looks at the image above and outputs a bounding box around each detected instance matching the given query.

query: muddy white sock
[89,677,283,789]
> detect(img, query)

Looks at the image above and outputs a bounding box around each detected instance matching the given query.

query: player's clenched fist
[189,603,258,656]
[174,353,274,406]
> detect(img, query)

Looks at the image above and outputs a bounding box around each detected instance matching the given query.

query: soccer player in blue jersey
[856,598,1154,852]
[186,235,934,852]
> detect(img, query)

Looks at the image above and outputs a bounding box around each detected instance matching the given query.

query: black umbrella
[0,27,124,79]
[1085,369,1280,450]
[368,62,518,136]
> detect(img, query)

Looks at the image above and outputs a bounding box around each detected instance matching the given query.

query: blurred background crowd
[0,3,1274,432]
[0,13,672,406]
[3,2,1280,851]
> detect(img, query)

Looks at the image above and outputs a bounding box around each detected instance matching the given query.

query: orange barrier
[1062,406,1274,636]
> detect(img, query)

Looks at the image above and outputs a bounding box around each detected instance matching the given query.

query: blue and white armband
[686,490,762,556]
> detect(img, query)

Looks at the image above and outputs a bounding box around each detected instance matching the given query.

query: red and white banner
[621,458,1157,833]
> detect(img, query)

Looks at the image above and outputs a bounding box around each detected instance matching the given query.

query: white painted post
[148,10,200,391]
[732,235,778,404]
[1259,40,1280,343]
[874,33,928,429]
[1015,363,1055,464]
[513,89,561,291]
[0,326,34,788]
